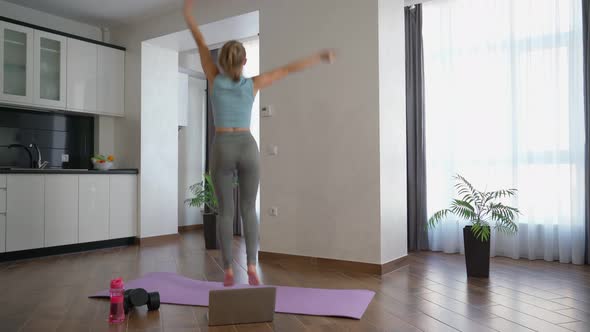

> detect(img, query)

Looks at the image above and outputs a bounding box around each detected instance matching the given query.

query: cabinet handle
[0,188,6,191]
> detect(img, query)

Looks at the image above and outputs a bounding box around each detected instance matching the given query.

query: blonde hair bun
[219,40,246,82]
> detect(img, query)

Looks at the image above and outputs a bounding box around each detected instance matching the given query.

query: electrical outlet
[61,154,69,162]
[269,207,279,216]
[261,105,273,117]
[267,145,278,156]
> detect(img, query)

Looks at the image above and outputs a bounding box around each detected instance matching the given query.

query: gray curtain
[206,48,242,236]
[405,4,429,251]
[583,0,589,264]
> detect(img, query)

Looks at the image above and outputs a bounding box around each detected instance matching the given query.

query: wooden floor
[1,231,590,332]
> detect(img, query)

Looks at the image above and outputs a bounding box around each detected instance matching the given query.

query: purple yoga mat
[90,272,374,319]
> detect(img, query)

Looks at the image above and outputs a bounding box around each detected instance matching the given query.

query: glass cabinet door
[34,30,67,108]
[0,22,34,104]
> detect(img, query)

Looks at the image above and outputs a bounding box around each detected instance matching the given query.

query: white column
[379,0,408,264]
[140,42,179,238]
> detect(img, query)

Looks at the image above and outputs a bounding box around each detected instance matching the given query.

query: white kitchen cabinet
[44,175,78,247]
[79,175,109,243]
[109,175,137,239]
[0,213,5,253]
[0,22,34,104]
[1,20,126,117]
[0,188,5,213]
[178,72,188,127]
[0,175,5,253]
[34,30,67,109]
[97,46,124,116]
[0,175,5,214]
[6,175,44,252]
[3,173,137,253]
[67,38,97,113]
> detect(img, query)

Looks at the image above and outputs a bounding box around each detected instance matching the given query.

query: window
[422,0,585,263]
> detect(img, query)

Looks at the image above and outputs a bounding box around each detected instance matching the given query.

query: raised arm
[183,0,219,84]
[252,50,335,93]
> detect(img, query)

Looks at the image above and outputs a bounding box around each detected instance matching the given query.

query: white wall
[0,0,102,40]
[242,38,261,218]
[140,42,179,238]
[152,11,259,53]
[405,0,433,6]
[112,0,407,264]
[179,77,207,226]
[378,0,408,264]
[95,117,115,157]
[179,50,203,73]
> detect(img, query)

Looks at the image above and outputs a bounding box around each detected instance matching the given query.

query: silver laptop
[207,287,276,326]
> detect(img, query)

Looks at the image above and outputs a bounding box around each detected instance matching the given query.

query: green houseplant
[428,174,520,277]
[186,173,218,249]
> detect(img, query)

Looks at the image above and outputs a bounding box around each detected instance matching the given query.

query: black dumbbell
[123,288,160,313]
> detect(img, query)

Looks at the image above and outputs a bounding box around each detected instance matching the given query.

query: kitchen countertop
[0,168,139,175]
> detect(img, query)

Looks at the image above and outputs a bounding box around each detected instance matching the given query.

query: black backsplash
[0,107,94,169]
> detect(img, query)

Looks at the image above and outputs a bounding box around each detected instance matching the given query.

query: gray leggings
[211,132,259,269]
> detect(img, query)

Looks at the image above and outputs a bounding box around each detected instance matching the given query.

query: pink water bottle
[109,277,125,324]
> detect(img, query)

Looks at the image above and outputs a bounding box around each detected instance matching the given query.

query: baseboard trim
[0,237,136,262]
[259,251,409,275]
[381,256,409,274]
[178,224,204,233]
[136,233,180,246]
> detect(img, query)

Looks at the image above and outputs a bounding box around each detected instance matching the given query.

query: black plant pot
[463,226,490,278]
[203,213,218,250]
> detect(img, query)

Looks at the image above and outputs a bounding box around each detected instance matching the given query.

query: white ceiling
[146,11,259,52]
[3,0,182,27]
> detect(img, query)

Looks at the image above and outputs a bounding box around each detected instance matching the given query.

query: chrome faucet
[28,144,47,169]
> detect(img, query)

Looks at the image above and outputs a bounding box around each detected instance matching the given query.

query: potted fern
[186,173,218,249]
[428,174,520,277]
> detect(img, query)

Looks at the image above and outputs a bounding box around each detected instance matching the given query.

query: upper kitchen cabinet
[34,30,67,109]
[0,22,34,104]
[0,18,125,116]
[67,38,97,113]
[97,46,125,117]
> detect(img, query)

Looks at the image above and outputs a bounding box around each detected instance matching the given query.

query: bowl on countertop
[92,161,114,171]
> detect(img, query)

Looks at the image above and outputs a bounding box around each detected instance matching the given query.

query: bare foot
[247,265,260,286]
[224,269,234,287]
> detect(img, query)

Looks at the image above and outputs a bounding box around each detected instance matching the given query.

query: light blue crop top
[211,75,255,128]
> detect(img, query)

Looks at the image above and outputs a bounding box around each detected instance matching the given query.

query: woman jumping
[184,0,335,286]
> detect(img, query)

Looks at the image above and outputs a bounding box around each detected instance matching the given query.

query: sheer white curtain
[423,0,586,264]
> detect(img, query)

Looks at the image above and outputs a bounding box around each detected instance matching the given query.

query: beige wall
[111,0,406,264]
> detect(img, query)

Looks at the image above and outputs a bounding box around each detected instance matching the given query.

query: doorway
[139,11,260,236]
[204,38,260,235]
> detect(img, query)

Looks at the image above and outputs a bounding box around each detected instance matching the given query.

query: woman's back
[211,75,255,128]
